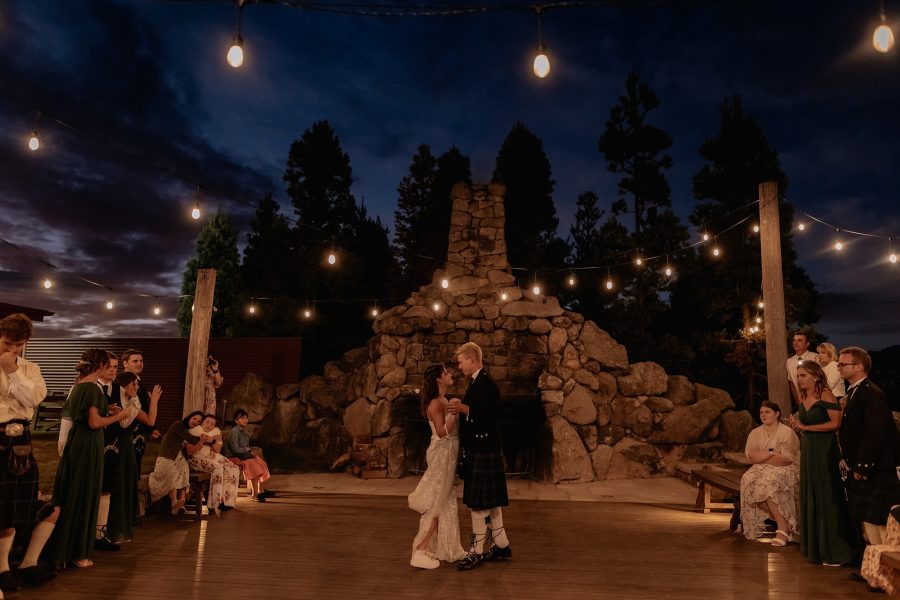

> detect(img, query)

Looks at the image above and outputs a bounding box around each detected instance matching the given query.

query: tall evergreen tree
[493,122,567,270]
[177,210,242,337]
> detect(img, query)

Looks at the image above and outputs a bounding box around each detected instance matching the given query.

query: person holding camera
[205,356,223,418]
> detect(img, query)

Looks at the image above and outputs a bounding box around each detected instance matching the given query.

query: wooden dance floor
[30,485,872,599]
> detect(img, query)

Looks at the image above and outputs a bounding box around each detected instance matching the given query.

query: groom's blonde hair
[455,342,483,363]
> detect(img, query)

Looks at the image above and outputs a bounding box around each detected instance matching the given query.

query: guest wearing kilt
[51,349,129,568]
[838,347,900,546]
[450,342,512,571]
[0,313,58,592]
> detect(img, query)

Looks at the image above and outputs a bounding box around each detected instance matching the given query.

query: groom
[449,342,511,570]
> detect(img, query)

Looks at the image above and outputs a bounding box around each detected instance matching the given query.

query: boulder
[276,383,300,401]
[648,397,726,444]
[695,384,735,411]
[561,384,598,425]
[578,321,628,370]
[374,433,406,478]
[223,372,274,422]
[500,297,565,318]
[606,438,665,480]
[381,367,407,388]
[597,424,626,446]
[590,444,614,480]
[528,319,552,335]
[543,416,593,483]
[573,369,599,391]
[538,372,563,391]
[256,397,306,445]
[609,396,654,438]
[342,398,374,438]
[665,375,695,406]
[548,327,568,354]
[717,410,756,451]
[616,362,668,396]
[644,396,675,413]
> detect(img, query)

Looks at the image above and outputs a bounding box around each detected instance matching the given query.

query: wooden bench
[185,472,211,521]
[33,394,67,432]
[692,466,748,531]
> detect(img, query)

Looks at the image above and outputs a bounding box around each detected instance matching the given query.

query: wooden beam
[183,268,216,417]
[758,182,791,417]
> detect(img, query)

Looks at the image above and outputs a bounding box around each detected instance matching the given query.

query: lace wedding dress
[408,415,467,563]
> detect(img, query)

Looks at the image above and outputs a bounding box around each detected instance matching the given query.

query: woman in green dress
[792,360,861,566]
[52,349,130,568]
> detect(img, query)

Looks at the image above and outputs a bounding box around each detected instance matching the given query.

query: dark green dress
[798,399,861,564]
[106,426,137,543]
[52,382,107,564]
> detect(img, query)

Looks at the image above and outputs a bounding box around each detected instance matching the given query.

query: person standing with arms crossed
[449,342,512,570]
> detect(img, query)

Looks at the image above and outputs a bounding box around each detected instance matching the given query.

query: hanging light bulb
[752,224,760,233]
[663,256,674,278]
[440,278,449,289]
[153,305,161,316]
[532,284,541,295]
[605,278,613,290]
[890,239,897,263]
[227,4,246,67]
[833,229,844,251]
[28,131,40,152]
[432,302,441,312]
[248,304,257,315]
[42,278,52,289]
[371,307,379,317]
[634,256,643,267]
[303,308,312,319]
[500,292,508,301]
[702,232,710,242]
[105,299,114,310]
[532,10,551,78]
[191,202,201,220]
[874,8,895,54]
[712,238,722,257]
[567,274,576,287]
[798,222,806,232]
[755,316,763,324]
[758,300,765,309]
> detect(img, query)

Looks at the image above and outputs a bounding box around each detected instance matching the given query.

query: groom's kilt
[0,426,52,534]
[462,450,508,510]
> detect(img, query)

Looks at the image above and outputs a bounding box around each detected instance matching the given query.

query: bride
[408,363,467,569]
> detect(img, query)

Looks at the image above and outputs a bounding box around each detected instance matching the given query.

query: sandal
[772,530,789,547]
[74,559,93,568]
[171,498,186,515]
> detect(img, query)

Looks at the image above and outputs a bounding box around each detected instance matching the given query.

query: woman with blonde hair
[815,342,845,402]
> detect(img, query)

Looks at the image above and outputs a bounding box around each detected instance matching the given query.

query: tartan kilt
[462,451,508,511]
[0,433,51,532]
[846,470,900,526]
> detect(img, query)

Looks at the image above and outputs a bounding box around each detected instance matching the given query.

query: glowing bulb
[191,203,200,220]
[532,285,541,295]
[634,257,643,267]
[500,292,508,301]
[28,132,39,151]
[432,302,440,312]
[664,266,673,277]
[248,305,256,314]
[42,279,52,289]
[712,246,721,257]
[798,222,806,231]
[533,48,550,78]
[758,301,764,309]
[752,224,760,233]
[227,36,244,67]
[567,276,576,287]
[605,279,613,290]
[153,306,161,316]
[890,253,897,264]
[105,300,114,310]
[755,316,763,324]
[191,303,195,312]
[303,309,311,318]
[702,232,710,242]
[874,24,895,53]
[834,241,843,251]
[440,278,449,289]
[327,252,336,265]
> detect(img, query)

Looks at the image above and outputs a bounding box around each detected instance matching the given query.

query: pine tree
[493,122,567,270]
[177,210,242,337]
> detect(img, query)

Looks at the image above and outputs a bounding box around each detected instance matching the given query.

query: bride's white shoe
[410,550,440,569]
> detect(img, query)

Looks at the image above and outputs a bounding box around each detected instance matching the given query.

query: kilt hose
[462,450,508,511]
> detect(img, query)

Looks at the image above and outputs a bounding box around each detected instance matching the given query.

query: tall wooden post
[183,268,216,417]
[758,182,791,417]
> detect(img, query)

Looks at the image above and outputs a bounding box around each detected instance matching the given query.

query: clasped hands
[447,397,468,416]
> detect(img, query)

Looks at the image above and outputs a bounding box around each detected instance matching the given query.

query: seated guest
[187,414,240,516]
[223,409,273,502]
[740,401,801,545]
[816,342,845,404]
[861,505,900,594]
[148,412,206,515]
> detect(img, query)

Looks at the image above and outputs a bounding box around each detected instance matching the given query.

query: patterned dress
[861,505,900,593]
[740,423,801,540]
[187,426,240,509]
[408,413,467,562]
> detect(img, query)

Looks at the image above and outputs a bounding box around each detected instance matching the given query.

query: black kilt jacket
[459,369,503,455]
[839,378,900,524]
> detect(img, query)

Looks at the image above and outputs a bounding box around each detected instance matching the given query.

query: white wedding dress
[408,413,467,563]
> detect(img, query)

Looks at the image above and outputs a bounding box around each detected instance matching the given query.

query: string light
[663,256,674,278]
[440,278,449,289]
[191,185,202,220]
[833,229,844,251]
[874,2,895,53]
[432,302,441,312]
[712,238,721,257]
[752,223,760,233]
[327,237,338,266]
[371,306,379,317]
[42,278,52,289]
[755,316,763,324]
[28,132,40,152]
[890,238,897,264]
[604,269,614,291]
[567,273,576,287]
[227,2,245,67]
[634,255,643,267]
[105,299,114,310]
[702,231,710,242]
[303,307,312,319]
[500,292,508,301]
[153,305,161,316]
[757,300,764,309]
[248,303,257,315]
[798,221,806,232]
[532,9,550,78]
[531,272,541,295]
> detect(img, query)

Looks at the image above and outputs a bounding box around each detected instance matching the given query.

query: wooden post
[758,182,791,417]
[183,268,216,417]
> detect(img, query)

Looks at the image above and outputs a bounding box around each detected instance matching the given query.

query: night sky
[1,0,898,351]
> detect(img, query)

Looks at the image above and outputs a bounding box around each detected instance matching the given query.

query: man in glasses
[837,347,900,557]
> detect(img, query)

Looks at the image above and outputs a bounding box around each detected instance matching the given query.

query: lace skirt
[740,463,800,540]
[148,454,189,502]
[408,434,466,562]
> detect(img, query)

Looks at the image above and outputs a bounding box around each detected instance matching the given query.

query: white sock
[470,511,488,553]
[488,508,510,548]
[96,494,111,540]
[20,521,54,569]
[0,532,12,572]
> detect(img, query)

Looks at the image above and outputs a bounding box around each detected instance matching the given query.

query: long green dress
[798,399,861,564]
[106,426,137,543]
[52,382,106,564]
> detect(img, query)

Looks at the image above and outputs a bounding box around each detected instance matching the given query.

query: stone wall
[223,182,755,481]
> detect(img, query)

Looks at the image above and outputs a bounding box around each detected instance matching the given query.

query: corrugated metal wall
[24,338,301,427]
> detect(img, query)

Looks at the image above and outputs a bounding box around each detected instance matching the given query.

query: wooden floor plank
[21,491,874,599]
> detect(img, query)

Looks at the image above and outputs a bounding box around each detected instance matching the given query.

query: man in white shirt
[0,314,58,593]
[786,331,817,409]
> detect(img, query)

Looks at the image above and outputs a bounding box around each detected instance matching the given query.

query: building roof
[0,302,55,322]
